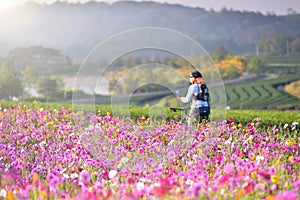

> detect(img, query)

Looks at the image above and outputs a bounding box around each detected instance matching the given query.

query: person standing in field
[178,70,210,126]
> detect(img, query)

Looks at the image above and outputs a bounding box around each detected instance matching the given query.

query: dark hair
[191,71,202,78]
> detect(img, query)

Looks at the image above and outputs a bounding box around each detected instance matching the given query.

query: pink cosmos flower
[224,162,234,172]
[193,184,202,197]
[294,179,300,189]
[254,183,265,190]
[294,156,300,163]
[276,191,299,200]
[153,178,173,197]
[139,148,145,154]
[258,171,270,180]
[79,170,90,185]
[48,175,60,190]
[228,118,234,123]
[268,167,276,175]
[245,182,253,194]
[219,173,230,185]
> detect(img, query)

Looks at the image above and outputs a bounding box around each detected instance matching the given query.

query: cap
[190,71,202,78]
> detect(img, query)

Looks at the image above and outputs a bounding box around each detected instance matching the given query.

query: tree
[36,76,64,102]
[0,65,23,100]
[108,77,119,95]
[23,66,38,97]
[257,34,288,55]
[215,55,245,80]
[246,56,267,74]
[290,38,300,53]
[213,46,229,62]
[9,46,62,61]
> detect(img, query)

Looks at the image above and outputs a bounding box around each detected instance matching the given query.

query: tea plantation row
[222,74,300,110]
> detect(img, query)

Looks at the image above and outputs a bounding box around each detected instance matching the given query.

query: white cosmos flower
[225,138,232,145]
[136,182,145,191]
[120,157,129,163]
[63,173,70,179]
[109,170,118,179]
[154,182,161,187]
[70,173,79,179]
[185,179,194,185]
[247,135,254,141]
[0,189,6,197]
[256,156,264,163]
[291,122,299,130]
[220,188,225,195]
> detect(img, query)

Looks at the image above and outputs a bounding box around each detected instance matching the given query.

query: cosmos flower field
[0,103,299,199]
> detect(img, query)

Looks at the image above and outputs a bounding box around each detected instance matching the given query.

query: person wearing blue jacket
[179,70,210,126]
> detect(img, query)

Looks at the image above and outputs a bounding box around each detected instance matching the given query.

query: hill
[0,1,300,59]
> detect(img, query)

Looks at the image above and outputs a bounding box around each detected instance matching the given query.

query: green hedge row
[1,101,299,128]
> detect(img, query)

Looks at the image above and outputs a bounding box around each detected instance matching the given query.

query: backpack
[194,83,209,101]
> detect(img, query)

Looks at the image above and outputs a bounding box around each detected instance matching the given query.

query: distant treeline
[257,33,300,55]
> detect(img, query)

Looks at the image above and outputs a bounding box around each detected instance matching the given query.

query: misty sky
[2,0,300,15]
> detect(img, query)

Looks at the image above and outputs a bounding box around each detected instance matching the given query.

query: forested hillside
[1,1,300,58]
